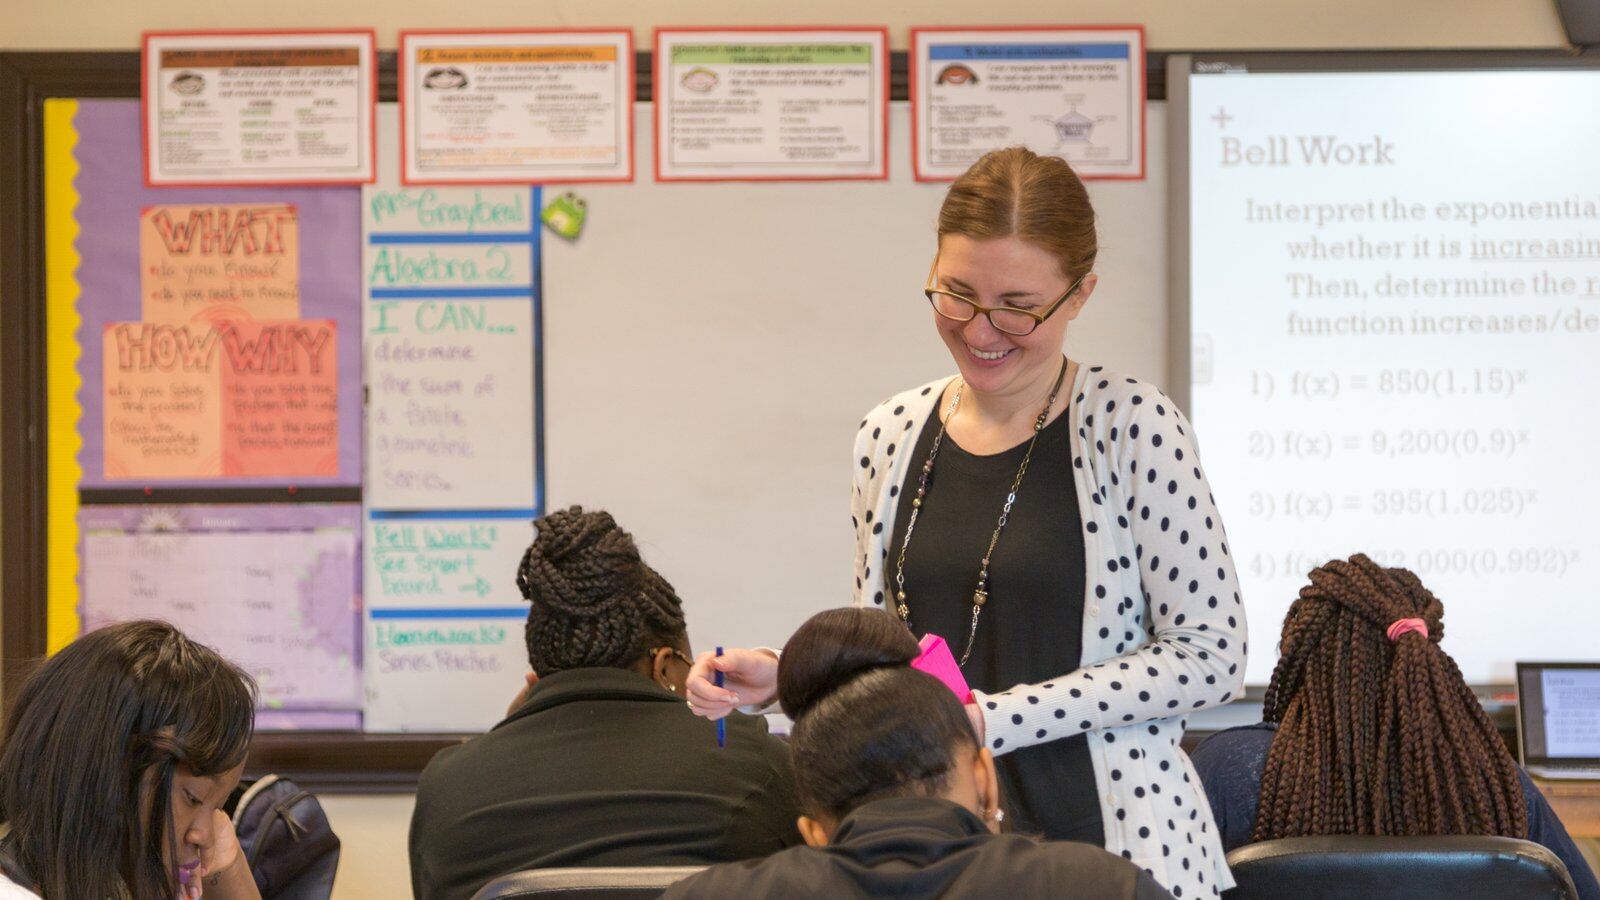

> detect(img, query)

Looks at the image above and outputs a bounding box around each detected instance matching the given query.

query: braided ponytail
[1254,554,1527,841]
[517,506,687,674]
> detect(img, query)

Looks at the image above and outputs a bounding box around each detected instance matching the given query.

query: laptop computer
[1516,662,1600,780]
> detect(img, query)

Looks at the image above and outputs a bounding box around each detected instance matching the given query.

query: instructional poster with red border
[911,26,1145,181]
[399,29,635,185]
[142,30,377,187]
[654,27,889,182]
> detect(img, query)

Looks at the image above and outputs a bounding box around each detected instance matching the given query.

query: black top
[889,396,1101,844]
[660,796,1171,900]
[1190,722,1600,900]
[408,667,802,900]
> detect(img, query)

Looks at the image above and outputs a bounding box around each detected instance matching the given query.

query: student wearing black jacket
[408,508,800,900]
[662,609,1170,899]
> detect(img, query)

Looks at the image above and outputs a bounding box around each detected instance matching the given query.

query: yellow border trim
[44,99,84,653]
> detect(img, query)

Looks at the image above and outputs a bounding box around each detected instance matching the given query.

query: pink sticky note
[911,633,973,704]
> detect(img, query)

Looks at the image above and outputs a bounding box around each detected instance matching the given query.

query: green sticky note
[542,192,587,240]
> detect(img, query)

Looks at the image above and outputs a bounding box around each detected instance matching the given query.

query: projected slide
[1187,67,1600,683]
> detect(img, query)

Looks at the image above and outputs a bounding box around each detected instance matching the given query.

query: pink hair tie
[1386,618,1429,642]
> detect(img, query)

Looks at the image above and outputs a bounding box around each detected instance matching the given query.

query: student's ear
[505,671,540,718]
[650,646,683,694]
[974,748,1002,833]
[797,816,832,848]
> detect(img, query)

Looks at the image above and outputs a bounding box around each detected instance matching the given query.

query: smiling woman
[688,147,1248,899]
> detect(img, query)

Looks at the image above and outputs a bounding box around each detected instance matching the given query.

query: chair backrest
[470,867,706,900]
[1224,835,1578,900]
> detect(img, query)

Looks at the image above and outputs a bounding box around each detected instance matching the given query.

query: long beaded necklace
[893,356,1071,667]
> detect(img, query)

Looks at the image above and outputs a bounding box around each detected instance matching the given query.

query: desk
[1533,778,1600,882]
[1536,779,1600,839]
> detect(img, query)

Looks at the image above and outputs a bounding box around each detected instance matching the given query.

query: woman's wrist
[744,647,781,710]
[204,855,261,900]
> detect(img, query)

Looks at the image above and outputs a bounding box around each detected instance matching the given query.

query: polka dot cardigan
[851,365,1248,898]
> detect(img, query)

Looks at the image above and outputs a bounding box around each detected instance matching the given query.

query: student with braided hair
[408,507,800,900]
[1189,554,1599,899]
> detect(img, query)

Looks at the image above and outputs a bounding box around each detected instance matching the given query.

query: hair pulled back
[778,608,978,822]
[1255,554,1527,841]
[516,506,686,674]
[938,146,1098,282]
[0,620,256,900]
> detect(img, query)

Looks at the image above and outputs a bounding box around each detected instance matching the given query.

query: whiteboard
[1175,61,1600,684]
[543,101,1170,653]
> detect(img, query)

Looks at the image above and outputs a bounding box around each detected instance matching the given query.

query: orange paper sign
[139,203,301,326]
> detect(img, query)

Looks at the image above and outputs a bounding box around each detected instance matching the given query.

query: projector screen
[1176,56,1600,684]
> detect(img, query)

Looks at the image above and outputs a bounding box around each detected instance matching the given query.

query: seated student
[662,608,1172,899]
[0,620,261,900]
[1190,554,1600,900]
[409,506,801,900]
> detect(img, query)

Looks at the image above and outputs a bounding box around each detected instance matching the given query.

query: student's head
[516,506,691,692]
[777,608,1000,845]
[1256,554,1527,841]
[0,620,256,900]
[929,147,1099,398]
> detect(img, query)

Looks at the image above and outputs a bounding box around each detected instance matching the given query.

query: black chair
[1224,835,1578,899]
[470,867,705,900]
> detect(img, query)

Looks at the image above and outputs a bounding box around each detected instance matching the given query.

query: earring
[986,808,1005,823]
[668,683,678,693]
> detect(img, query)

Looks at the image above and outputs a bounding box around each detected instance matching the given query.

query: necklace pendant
[972,589,988,607]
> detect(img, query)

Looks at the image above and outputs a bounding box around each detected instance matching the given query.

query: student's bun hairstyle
[1257,554,1527,841]
[0,620,256,900]
[516,506,687,674]
[778,608,978,822]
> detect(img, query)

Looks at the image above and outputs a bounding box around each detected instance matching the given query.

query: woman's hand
[684,648,779,720]
[190,811,261,900]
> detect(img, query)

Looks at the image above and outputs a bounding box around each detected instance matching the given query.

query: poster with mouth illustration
[654,27,889,181]
[142,30,376,186]
[911,26,1145,181]
[399,29,634,185]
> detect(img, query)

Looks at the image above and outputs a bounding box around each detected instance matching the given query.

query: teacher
[688,147,1246,899]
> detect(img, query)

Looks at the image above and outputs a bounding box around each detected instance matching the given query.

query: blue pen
[714,646,727,748]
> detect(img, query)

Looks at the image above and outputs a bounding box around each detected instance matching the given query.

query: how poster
[400,29,634,185]
[143,30,377,186]
[655,28,889,181]
[911,26,1146,180]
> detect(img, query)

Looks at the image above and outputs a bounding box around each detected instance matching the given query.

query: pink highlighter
[911,634,973,704]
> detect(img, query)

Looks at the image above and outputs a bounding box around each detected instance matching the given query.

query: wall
[1,3,1573,899]
[0,1,1570,51]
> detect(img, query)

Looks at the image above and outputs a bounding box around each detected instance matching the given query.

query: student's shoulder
[1000,836,1155,894]
[660,847,816,898]
[1190,723,1275,769]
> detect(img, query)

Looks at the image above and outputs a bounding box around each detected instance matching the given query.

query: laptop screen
[1518,663,1600,766]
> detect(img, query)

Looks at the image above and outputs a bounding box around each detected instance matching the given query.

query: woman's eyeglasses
[924,272,1088,337]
